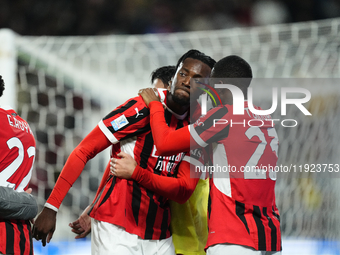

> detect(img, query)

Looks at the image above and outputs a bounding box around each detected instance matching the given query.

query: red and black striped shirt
[0,107,36,255]
[191,102,282,251]
[0,219,33,255]
[90,89,190,240]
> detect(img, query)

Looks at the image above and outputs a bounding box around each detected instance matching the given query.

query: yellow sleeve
[170,178,209,255]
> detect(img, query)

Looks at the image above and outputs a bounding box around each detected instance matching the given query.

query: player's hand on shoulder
[138,88,160,107]
[32,207,57,246]
[110,152,137,179]
[69,205,92,239]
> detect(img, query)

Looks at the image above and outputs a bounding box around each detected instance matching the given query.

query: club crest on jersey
[111,114,129,131]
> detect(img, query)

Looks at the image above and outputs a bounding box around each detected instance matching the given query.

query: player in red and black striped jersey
[0,75,37,255]
[136,56,282,254]
[90,90,192,240]
[68,65,177,240]
[32,49,215,255]
[191,102,281,253]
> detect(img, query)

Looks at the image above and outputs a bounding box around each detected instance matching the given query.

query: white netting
[6,18,340,240]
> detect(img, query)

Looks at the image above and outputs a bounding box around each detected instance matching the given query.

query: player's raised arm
[140,88,233,157]
[138,87,161,106]
[139,88,196,155]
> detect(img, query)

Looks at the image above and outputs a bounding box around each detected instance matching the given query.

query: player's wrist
[131,165,143,181]
[44,202,59,213]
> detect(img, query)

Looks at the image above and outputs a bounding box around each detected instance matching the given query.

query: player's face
[152,78,169,89]
[170,58,211,105]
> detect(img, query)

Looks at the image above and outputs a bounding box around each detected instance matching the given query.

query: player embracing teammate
[33,50,215,255]
[32,52,282,254]
[113,55,282,255]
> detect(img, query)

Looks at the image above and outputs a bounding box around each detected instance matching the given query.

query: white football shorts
[91,219,175,255]
[207,243,282,255]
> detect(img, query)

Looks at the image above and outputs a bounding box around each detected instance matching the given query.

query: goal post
[2,18,340,249]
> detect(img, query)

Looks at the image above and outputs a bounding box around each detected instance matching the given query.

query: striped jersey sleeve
[98,96,151,143]
[191,105,231,147]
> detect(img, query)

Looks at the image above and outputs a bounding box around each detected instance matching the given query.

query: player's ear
[167,77,173,91]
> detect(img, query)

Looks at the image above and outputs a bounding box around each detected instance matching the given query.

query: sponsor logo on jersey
[151,145,184,173]
[111,114,129,131]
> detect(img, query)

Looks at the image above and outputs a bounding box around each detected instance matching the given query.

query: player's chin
[172,92,190,106]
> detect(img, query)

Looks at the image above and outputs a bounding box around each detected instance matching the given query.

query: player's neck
[166,93,189,115]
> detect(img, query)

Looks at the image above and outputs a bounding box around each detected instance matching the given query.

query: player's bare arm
[69,205,92,239]
[139,88,160,107]
[110,152,137,179]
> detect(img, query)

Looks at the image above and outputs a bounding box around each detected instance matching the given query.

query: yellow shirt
[170,178,209,255]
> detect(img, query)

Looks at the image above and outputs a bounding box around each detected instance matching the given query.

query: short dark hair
[175,49,216,72]
[211,55,252,88]
[0,75,5,98]
[151,65,176,85]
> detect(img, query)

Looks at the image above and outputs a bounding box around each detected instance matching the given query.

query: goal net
[0,18,339,245]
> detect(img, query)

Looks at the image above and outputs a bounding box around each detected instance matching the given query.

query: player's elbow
[156,146,177,156]
[74,144,95,162]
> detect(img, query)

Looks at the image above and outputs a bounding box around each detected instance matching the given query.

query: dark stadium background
[1,1,339,255]
[0,0,339,36]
